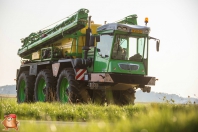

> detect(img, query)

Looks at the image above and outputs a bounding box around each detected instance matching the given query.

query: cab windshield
[111,35,147,61]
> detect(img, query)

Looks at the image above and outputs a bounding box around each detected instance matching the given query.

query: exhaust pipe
[83,16,92,59]
[88,16,91,28]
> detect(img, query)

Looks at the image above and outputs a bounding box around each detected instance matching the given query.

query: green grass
[0,98,198,132]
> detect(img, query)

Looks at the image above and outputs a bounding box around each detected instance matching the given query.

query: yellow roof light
[145,17,149,23]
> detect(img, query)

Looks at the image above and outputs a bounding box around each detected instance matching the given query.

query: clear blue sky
[0,0,198,98]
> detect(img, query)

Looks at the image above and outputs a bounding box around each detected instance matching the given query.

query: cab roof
[97,23,150,34]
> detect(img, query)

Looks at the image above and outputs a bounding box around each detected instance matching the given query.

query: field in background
[0,98,198,132]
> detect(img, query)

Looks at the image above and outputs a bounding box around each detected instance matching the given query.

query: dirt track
[0,94,16,98]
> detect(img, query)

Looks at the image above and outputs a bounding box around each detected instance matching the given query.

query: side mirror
[156,40,160,52]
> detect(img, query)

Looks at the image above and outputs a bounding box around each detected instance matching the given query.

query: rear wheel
[56,68,90,103]
[17,71,35,103]
[34,69,55,102]
[113,88,136,105]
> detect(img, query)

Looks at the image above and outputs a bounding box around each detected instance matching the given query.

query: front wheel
[92,90,106,105]
[113,88,136,105]
[34,69,55,102]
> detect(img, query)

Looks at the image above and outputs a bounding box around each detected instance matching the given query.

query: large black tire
[17,71,35,103]
[78,82,91,103]
[56,68,90,103]
[113,88,136,105]
[34,69,56,102]
[92,90,106,105]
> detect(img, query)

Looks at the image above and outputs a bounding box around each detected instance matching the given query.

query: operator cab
[96,23,150,62]
[89,23,159,75]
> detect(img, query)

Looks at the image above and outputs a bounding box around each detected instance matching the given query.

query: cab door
[94,34,113,72]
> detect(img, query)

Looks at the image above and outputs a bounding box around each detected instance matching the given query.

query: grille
[118,63,139,71]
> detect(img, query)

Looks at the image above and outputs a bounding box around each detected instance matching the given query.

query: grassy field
[0,98,198,132]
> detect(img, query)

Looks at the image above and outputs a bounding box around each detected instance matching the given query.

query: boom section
[18,8,89,58]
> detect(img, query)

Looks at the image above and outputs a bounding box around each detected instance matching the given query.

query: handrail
[115,14,138,25]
